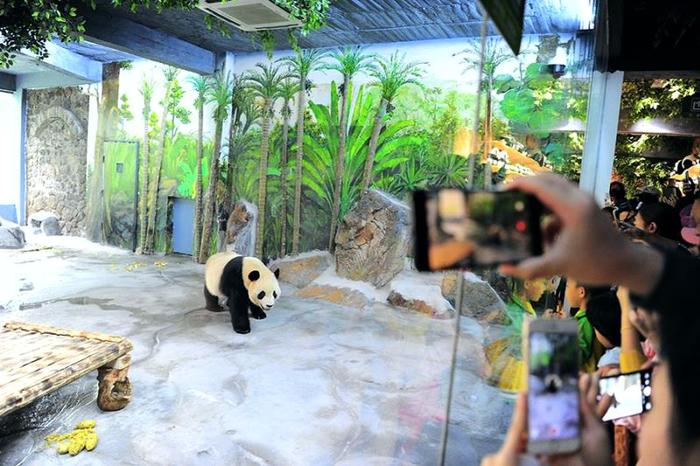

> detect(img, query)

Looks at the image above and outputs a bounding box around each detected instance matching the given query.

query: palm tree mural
[187,74,209,260]
[227,87,260,205]
[137,77,154,253]
[323,46,375,251]
[362,52,425,193]
[245,62,288,258]
[454,39,513,187]
[198,70,233,264]
[278,48,328,255]
[224,74,247,212]
[276,77,300,256]
[145,66,178,253]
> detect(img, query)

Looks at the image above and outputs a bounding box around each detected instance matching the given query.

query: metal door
[172,198,195,255]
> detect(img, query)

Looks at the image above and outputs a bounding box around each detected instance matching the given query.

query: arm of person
[617,287,647,372]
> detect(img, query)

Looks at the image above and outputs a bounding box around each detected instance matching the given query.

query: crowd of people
[481,174,700,466]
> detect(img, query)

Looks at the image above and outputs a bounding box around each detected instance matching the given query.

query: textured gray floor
[0,240,508,465]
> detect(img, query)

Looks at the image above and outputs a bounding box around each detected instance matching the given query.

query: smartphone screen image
[412,189,543,271]
[527,320,580,454]
[598,369,653,421]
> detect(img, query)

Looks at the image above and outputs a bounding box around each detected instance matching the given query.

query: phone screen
[412,189,543,271]
[598,370,653,421]
[528,330,580,443]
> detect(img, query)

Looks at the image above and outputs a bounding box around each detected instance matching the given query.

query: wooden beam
[0,72,16,93]
[79,8,216,75]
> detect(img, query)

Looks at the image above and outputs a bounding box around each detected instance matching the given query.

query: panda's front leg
[250,304,267,320]
[229,294,251,334]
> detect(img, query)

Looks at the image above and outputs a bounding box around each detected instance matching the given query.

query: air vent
[198,0,302,32]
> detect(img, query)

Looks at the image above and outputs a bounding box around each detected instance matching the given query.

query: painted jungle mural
[95,34,592,260]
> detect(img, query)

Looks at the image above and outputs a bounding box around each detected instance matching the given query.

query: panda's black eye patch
[257,291,265,300]
[273,291,277,299]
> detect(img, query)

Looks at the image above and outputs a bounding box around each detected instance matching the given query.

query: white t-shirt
[598,347,621,368]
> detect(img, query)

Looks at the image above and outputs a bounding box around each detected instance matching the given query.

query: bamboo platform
[0,321,133,417]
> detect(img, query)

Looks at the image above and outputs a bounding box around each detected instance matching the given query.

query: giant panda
[204,252,281,334]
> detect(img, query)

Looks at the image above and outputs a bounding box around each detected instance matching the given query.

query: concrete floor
[0,238,510,465]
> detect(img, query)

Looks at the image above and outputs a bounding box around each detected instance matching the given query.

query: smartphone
[527,319,581,455]
[412,189,543,271]
[598,369,653,422]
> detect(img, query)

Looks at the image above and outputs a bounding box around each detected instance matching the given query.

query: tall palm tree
[362,52,424,193]
[277,77,300,257]
[224,74,247,212]
[198,70,233,264]
[187,74,209,259]
[137,77,154,253]
[454,39,512,188]
[322,46,375,251]
[278,48,328,255]
[245,62,288,258]
[145,66,178,252]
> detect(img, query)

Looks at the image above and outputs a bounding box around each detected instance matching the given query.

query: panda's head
[245,261,281,310]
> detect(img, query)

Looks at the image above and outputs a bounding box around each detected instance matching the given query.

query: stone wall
[25,87,89,235]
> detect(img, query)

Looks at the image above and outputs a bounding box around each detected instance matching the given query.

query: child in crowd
[485,278,548,392]
[564,280,606,373]
[634,201,683,242]
[585,292,622,376]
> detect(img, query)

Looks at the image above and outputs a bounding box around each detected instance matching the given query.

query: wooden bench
[0,321,133,417]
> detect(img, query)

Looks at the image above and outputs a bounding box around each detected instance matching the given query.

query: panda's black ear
[248,270,261,281]
[273,268,280,279]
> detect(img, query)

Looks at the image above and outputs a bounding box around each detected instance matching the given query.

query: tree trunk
[361,98,388,193]
[291,77,306,255]
[198,120,223,263]
[86,63,120,243]
[192,105,204,260]
[483,83,493,189]
[225,100,239,213]
[145,79,174,253]
[329,75,350,252]
[280,111,291,257]
[255,103,272,258]
[138,96,151,253]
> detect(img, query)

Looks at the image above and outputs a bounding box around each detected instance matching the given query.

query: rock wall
[25,87,89,235]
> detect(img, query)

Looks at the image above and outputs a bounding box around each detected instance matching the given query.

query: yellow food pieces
[75,419,96,429]
[153,260,167,268]
[45,420,98,456]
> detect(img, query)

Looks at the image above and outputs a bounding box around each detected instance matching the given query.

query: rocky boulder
[28,211,61,236]
[271,251,332,288]
[335,190,411,287]
[387,271,454,319]
[225,200,257,257]
[295,284,372,309]
[441,272,510,324]
[0,218,26,249]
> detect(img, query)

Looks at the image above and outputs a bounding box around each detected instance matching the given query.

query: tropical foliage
[303,82,422,221]
[98,37,602,259]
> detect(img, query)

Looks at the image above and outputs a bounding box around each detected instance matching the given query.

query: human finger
[502,392,528,453]
[499,255,561,280]
[505,175,579,220]
[596,394,613,419]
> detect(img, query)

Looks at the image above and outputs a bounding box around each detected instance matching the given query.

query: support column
[579,71,624,205]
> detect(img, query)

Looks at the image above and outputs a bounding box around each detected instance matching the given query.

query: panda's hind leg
[204,286,225,312]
